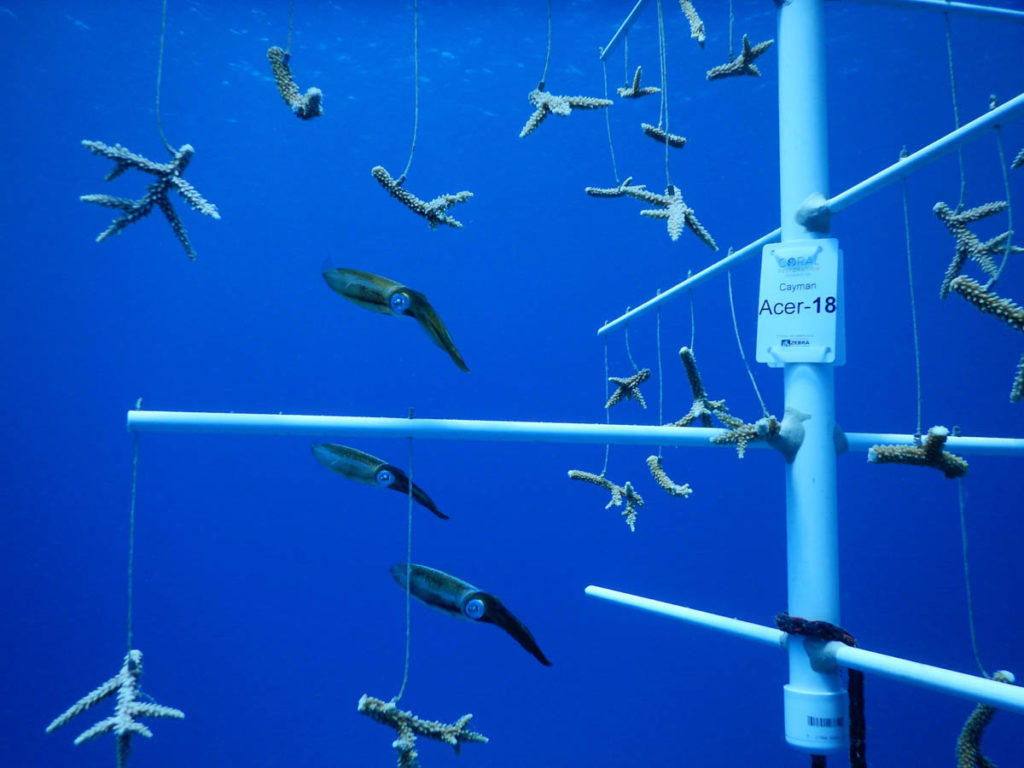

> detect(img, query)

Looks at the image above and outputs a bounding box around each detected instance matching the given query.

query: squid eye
[463,597,486,620]
[376,469,394,487]
[389,291,411,314]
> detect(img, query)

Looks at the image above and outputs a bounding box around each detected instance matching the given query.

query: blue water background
[3,1,1024,766]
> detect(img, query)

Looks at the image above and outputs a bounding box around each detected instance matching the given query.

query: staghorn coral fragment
[80,140,220,260]
[636,184,717,248]
[711,414,781,458]
[678,1,706,47]
[585,176,648,198]
[646,455,692,498]
[707,34,774,81]
[617,66,660,98]
[1012,147,1024,170]
[956,670,1015,768]
[568,470,645,531]
[46,650,184,768]
[1012,353,1024,403]
[668,347,746,428]
[358,694,487,768]
[371,165,473,229]
[606,368,651,409]
[950,276,1024,332]
[267,46,323,119]
[519,88,613,138]
[867,425,968,478]
[641,123,687,148]
[934,200,1019,297]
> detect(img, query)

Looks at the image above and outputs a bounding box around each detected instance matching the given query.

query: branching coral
[868,425,968,478]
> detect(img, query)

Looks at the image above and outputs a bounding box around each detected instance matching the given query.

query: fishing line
[992,124,1015,284]
[155,0,174,155]
[957,478,988,679]
[601,336,611,477]
[656,300,664,458]
[539,0,552,89]
[728,0,735,59]
[900,161,924,442]
[125,399,143,653]
[624,317,639,371]
[655,0,671,186]
[285,0,295,54]
[394,408,416,703]
[601,58,621,184]
[396,0,421,185]
[943,12,967,210]
[688,271,696,353]
[727,270,768,417]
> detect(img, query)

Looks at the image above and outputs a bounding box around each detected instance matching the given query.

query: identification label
[755,238,845,366]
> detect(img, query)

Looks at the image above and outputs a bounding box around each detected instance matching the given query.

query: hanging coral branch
[358,695,487,768]
[956,670,1016,768]
[706,34,774,81]
[46,650,184,768]
[520,88,614,138]
[934,201,1020,297]
[568,470,645,531]
[586,179,716,247]
[950,276,1024,331]
[267,46,323,119]
[678,1,706,47]
[710,414,781,458]
[641,123,687,148]
[80,140,220,260]
[1012,353,1024,403]
[646,455,692,498]
[867,425,968,478]
[606,368,652,409]
[1012,147,1024,170]
[371,166,473,229]
[617,66,660,98]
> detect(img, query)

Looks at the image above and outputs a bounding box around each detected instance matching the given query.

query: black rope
[776,612,866,768]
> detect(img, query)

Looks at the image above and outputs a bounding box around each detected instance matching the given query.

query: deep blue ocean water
[3,1,1024,766]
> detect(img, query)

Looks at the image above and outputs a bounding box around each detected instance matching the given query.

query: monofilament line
[655,0,672,186]
[539,0,552,89]
[943,12,967,209]
[601,58,620,183]
[958,479,988,679]
[727,270,768,416]
[992,125,1015,283]
[155,0,174,156]
[624,316,639,371]
[394,408,415,703]
[601,336,611,477]
[656,300,664,458]
[396,0,420,185]
[900,163,924,441]
[125,398,143,653]
[285,0,295,54]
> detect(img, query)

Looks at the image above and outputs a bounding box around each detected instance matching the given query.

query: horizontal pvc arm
[832,0,1024,21]
[125,410,1024,456]
[597,92,1024,335]
[586,585,1024,714]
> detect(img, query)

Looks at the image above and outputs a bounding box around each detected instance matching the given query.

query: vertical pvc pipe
[777,0,847,755]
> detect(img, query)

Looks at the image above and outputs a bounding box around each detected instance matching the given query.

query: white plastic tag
[755,238,845,367]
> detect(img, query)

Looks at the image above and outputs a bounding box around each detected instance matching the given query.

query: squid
[311,443,448,520]
[322,267,469,372]
[391,563,552,666]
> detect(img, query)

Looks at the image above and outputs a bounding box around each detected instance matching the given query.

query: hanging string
[396,0,420,185]
[394,408,416,703]
[899,157,924,442]
[655,0,671,186]
[623,34,629,86]
[943,12,967,210]
[992,123,1015,284]
[154,0,174,156]
[538,0,552,89]
[656,299,665,458]
[728,0,735,59]
[958,479,989,679]
[727,270,768,417]
[624,318,639,371]
[601,336,611,476]
[601,58,620,184]
[125,398,143,653]
[285,0,295,54]
[688,271,696,352]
